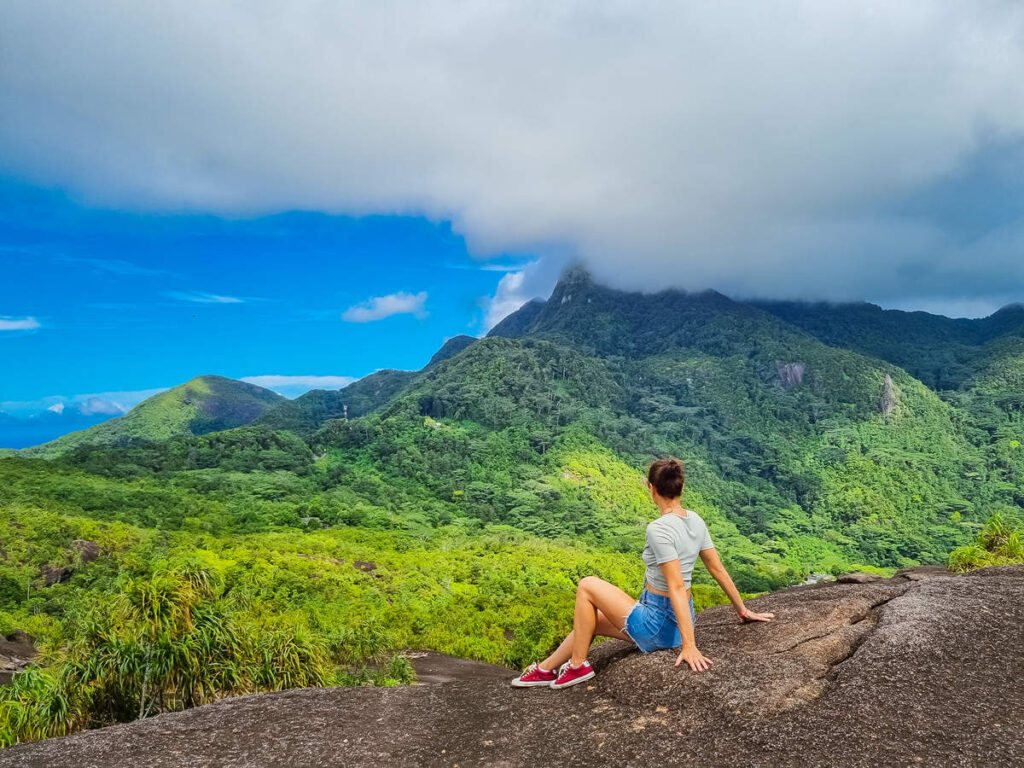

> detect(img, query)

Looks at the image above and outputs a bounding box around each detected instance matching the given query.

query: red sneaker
[550,660,594,689]
[511,662,557,687]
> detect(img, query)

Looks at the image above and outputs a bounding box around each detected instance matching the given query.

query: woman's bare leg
[540,611,628,671]
[570,576,636,667]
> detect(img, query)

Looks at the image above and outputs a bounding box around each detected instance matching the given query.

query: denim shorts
[623,589,696,653]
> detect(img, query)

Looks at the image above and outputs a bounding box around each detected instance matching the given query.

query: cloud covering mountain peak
[4,1,1024,308]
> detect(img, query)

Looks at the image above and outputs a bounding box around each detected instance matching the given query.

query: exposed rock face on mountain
[5,566,1022,767]
[37,539,102,588]
[881,373,898,415]
[775,361,806,389]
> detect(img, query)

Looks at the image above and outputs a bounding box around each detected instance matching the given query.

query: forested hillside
[3,268,1022,745]
[23,376,284,458]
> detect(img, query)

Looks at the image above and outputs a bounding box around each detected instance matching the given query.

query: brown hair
[648,458,685,499]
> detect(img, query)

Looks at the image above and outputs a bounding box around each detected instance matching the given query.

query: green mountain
[15,269,1024,583]
[291,269,993,579]
[23,375,285,457]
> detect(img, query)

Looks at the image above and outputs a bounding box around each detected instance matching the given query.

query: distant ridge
[256,369,418,434]
[753,298,1024,389]
[258,336,475,435]
[23,375,284,457]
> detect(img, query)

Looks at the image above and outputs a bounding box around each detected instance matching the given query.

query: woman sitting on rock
[512,457,774,690]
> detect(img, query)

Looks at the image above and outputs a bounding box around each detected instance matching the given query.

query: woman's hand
[738,607,775,623]
[675,646,713,672]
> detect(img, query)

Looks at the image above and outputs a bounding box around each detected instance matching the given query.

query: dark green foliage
[59,428,315,478]
[753,299,1024,391]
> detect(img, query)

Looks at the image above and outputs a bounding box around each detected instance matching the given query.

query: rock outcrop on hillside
[3,566,1022,767]
[0,635,35,685]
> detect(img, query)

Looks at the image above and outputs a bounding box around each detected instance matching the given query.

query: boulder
[0,635,36,686]
[836,571,882,584]
[3,567,1022,767]
[5,630,33,645]
[71,540,101,563]
[894,564,949,581]
[38,540,103,587]
[39,565,73,587]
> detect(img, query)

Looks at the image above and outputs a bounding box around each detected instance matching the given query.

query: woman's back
[641,511,714,591]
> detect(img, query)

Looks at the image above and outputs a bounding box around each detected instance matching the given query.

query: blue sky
[0,178,539,418]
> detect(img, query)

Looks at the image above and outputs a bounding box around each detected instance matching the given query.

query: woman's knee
[578,575,603,594]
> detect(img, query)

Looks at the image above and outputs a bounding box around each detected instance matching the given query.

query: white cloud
[483,271,529,330]
[77,396,128,416]
[241,374,358,398]
[480,259,564,330]
[445,261,534,273]
[0,316,40,331]
[5,3,1024,304]
[342,292,428,323]
[1,387,166,418]
[165,291,245,304]
[55,256,173,277]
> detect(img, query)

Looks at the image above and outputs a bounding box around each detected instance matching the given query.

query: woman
[512,458,774,689]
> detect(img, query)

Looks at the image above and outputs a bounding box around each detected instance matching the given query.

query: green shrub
[947,513,1024,572]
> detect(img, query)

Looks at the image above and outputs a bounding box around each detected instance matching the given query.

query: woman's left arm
[698,548,775,623]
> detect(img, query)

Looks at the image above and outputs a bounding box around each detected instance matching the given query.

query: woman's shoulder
[647,511,698,532]
[645,515,676,537]
[685,510,711,531]
[645,516,665,533]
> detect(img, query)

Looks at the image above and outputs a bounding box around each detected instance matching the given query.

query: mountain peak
[554,263,596,287]
[427,335,477,366]
[489,266,790,358]
[991,302,1024,317]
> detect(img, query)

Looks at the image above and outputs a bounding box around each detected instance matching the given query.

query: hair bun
[648,457,685,498]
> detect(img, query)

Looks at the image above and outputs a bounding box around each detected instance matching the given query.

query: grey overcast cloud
[4,1,1024,317]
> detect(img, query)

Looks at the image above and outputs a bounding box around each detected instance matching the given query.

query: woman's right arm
[658,560,713,672]
[699,547,775,623]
